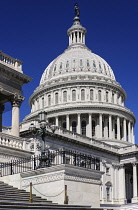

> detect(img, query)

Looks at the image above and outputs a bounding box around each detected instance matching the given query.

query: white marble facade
[1,6,138,209]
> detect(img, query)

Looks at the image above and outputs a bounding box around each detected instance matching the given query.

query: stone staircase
[0,181,53,203]
[0,181,94,210]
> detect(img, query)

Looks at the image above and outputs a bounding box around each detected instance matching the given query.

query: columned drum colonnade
[48,113,134,143]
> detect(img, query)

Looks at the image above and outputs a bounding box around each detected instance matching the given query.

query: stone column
[11,95,24,137]
[132,163,138,202]
[131,125,135,144]
[128,121,131,143]
[112,117,115,139]
[123,118,127,141]
[104,117,108,138]
[66,115,69,130]
[119,165,126,204]
[88,114,92,138]
[117,116,120,140]
[109,115,112,139]
[99,113,102,138]
[77,114,81,134]
[55,116,58,126]
[0,104,4,132]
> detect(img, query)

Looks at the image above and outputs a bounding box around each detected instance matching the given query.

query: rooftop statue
[74,3,80,17]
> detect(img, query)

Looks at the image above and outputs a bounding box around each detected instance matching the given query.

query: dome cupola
[39,3,116,86]
[67,3,87,47]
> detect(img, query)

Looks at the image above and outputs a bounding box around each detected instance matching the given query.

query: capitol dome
[24,10,135,148]
[40,45,115,85]
[40,16,115,86]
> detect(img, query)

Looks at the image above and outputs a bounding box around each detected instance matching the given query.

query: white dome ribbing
[40,16,115,85]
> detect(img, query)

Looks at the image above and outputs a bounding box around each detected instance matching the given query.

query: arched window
[81,121,86,136]
[63,91,67,102]
[37,99,39,109]
[112,92,114,103]
[98,90,102,102]
[60,62,62,70]
[72,90,76,101]
[90,89,94,101]
[72,121,77,134]
[87,60,90,67]
[99,62,102,70]
[48,95,51,106]
[106,92,108,102]
[92,120,95,137]
[117,94,120,104]
[81,89,85,101]
[105,182,112,202]
[54,65,56,71]
[55,93,58,104]
[66,61,69,69]
[80,59,83,67]
[62,122,66,129]
[93,61,96,68]
[104,64,106,71]
[42,97,44,109]
[73,59,75,69]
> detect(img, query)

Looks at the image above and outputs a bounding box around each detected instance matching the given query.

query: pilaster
[132,162,138,203]
[118,165,126,204]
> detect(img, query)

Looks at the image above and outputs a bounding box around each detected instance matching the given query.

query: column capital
[132,162,137,167]
[112,163,120,169]
[10,94,24,107]
[119,164,125,169]
[101,160,106,167]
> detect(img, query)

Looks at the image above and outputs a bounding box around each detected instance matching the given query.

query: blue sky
[1,0,138,143]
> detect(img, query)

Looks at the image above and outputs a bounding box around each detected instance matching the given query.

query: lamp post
[29,111,48,153]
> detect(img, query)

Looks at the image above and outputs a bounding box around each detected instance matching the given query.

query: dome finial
[74,3,80,17]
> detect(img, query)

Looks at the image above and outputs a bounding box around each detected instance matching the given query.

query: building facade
[0,5,138,209]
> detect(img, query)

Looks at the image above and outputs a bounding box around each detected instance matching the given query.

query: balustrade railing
[0,51,22,72]
[0,150,100,177]
[0,133,24,150]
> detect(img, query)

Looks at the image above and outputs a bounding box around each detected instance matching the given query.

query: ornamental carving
[22,171,101,187]
[10,94,24,107]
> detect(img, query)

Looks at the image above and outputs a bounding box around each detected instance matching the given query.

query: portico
[0,51,31,137]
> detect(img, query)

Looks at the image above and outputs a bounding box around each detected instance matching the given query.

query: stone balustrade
[54,127,119,154]
[0,51,22,73]
[0,133,25,150]
[20,120,119,154]
[119,144,138,155]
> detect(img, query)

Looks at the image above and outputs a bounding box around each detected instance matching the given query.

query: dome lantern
[67,3,87,47]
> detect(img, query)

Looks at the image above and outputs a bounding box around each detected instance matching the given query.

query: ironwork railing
[0,150,100,177]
